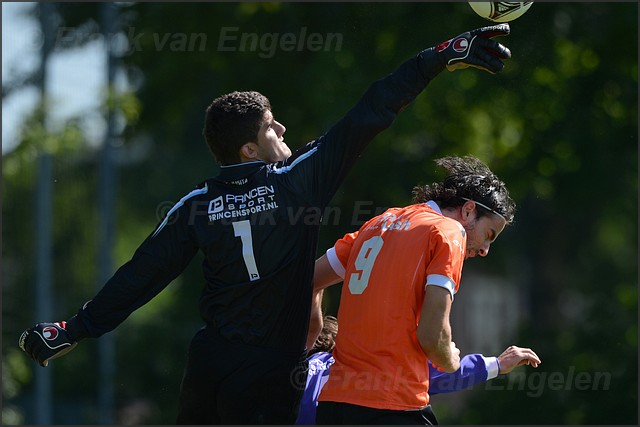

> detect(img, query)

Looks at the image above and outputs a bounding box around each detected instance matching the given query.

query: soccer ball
[468,2,533,23]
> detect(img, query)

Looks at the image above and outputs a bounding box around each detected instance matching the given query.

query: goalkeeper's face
[255,110,291,163]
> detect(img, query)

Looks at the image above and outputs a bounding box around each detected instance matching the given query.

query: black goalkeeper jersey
[69,48,443,353]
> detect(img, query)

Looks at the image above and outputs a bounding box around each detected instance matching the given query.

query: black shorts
[176,326,308,424]
[316,401,438,425]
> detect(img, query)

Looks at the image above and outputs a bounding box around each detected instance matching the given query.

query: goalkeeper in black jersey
[19,24,512,424]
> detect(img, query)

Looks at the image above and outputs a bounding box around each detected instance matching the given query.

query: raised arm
[278,25,512,208]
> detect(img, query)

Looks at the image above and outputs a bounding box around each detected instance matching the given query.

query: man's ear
[239,142,259,162]
[461,200,477,222]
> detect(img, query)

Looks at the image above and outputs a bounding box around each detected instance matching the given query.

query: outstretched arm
[282,25,512,208]
[19,189,202,367]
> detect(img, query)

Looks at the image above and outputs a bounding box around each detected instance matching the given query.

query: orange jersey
[318,202,467,410]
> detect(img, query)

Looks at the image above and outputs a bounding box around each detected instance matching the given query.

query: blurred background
[2,2,637,424]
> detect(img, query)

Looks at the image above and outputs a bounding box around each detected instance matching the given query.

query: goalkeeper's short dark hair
[203,91,272,165]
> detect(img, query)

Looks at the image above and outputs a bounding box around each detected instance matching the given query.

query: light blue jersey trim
[220,161,265,168]
[152,184,209,238]
[272,147,318,174]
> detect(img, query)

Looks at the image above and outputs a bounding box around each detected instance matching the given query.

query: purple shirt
[295,352,499,424]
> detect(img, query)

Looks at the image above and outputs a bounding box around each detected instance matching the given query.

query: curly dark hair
[203,91,272,165]
[412,156,515,224]
[309,315,338,355]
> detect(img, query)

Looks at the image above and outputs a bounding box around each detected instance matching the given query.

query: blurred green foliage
[2,2,637,424]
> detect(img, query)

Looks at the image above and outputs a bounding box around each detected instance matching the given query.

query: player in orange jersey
[310,155,519,425]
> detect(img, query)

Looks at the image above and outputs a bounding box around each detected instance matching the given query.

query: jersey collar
[425,200,442,214]
[217,161,267,184]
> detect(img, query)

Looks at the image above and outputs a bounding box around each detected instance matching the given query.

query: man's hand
[19,321,78,367]
[436,24,511,74]
[497,345,541,374]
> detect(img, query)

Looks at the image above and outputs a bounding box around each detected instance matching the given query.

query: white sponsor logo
[208,196,224,214]
[208,186,278,222]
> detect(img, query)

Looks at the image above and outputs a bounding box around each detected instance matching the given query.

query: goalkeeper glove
[19,321,78,367]
[418,23,512,79]
[435,23,511,73]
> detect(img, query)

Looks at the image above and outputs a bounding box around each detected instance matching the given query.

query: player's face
[463,213,506,259]
[255,110,291,163]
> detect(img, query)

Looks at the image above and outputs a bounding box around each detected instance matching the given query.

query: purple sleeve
[296,352,335,425]
[428,354,490,395]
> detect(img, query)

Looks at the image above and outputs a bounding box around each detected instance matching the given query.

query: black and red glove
[19,321,78,367]
[435,24,512,74]
[417,24,512,81]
